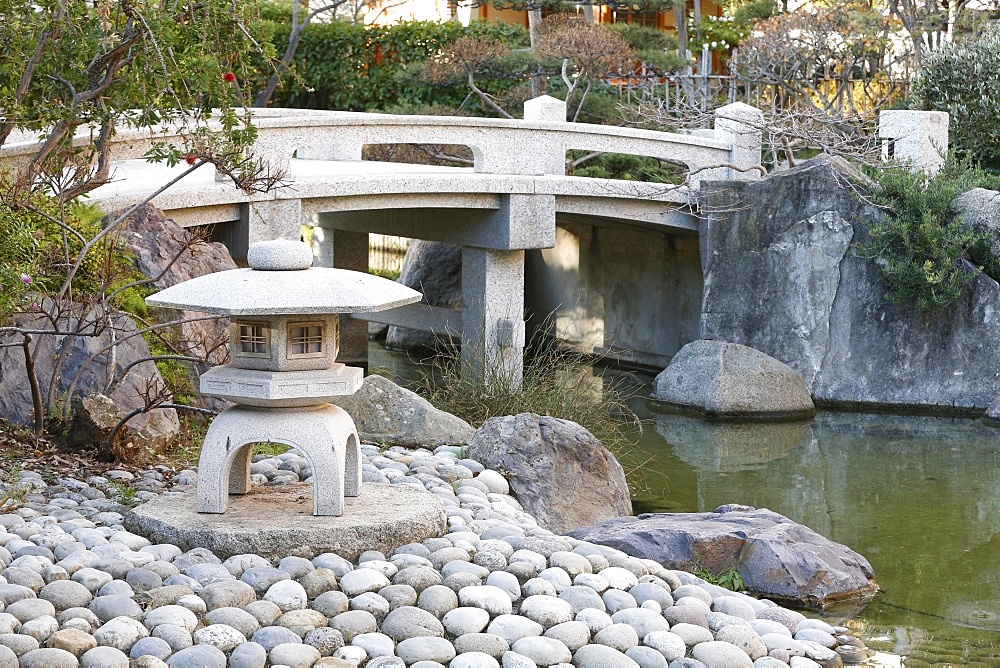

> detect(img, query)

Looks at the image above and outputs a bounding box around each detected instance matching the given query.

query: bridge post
[710,102,764,182]
[524,95,567,123]
[461,248,526,391]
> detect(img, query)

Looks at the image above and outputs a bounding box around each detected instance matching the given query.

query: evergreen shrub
[857,159,999,313]
[910,26,1000,168]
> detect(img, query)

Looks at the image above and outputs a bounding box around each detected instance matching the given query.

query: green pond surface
[630,402,1000,666]
[370,346,1000,665]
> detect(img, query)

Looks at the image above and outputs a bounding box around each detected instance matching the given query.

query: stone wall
[699,155,1000,412]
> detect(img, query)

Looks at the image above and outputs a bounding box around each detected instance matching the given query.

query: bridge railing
[0,98,764,190]
[250,98,764,187]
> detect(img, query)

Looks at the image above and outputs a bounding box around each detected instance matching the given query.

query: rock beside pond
[700,155,1000,412]
[568,505,877,609]
[386,239,462,352]
[986,392,1000,424]
[954,187,1000,281]
[333,374,475,447]
[466,413,632,534]
[651,340,815,420]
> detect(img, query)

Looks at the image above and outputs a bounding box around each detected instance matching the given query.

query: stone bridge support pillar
[461,248,526,390]
[323,229,370,370]
[231,200,302,261]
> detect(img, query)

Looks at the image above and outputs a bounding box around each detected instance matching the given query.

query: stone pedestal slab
[200,364,363,407]
[879,109,949,174]
[125,483,447,561]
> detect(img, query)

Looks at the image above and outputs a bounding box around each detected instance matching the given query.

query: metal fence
[613,47,911,118]
[618,73,910,116]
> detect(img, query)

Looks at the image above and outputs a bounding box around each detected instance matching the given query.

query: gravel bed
[0,443,868,668]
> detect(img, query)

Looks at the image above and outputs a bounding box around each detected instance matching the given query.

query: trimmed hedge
[262,15,529,111]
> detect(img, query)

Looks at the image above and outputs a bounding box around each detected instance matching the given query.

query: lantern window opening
[288,322,325,358]
[236,321,270,357]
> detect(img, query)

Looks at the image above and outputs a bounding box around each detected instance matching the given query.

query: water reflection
[639,406,1000,661]
[654,412,811,472]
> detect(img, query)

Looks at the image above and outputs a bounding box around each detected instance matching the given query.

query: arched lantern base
[195,403,361,517]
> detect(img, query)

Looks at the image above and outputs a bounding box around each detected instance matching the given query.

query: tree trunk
[21,334,45,437]
[674,0,689,55]
[886,0,924,66]
[255,0,311,107]
[946,0,959,43]
[529,9,547,96]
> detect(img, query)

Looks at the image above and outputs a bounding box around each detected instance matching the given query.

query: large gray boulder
[0,306,179,457]
[954,187,1000,278]
[954,189,1000,415]
[700,155,1000,412]
[115,205,237,406]
[569,505,878,609]
[987,393,1000,423]
[651,340,814,419]
[465,413,632,534]
[385,240,462,351]
[332,374,475,447]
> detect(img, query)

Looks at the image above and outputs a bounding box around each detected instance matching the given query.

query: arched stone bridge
[3,97,765,382]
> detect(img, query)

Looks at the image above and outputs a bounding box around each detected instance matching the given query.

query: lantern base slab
[124,482,447,562]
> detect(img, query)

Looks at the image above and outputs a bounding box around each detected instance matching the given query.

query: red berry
[184,154,197,165]
[223,72,236,83]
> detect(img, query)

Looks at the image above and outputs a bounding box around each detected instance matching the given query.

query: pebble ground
[0,443,869,668]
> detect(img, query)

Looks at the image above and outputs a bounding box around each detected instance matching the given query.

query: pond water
[370,345,1000,665]
[629,405,1000,666]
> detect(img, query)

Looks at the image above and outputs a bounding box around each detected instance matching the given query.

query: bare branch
[20,334,46,437]
[570,151,603,168]
[0,0,69,147]
[688,161,768,178]
[468,73,514,119]
[24,205,89,245]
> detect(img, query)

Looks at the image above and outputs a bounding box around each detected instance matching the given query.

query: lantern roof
[145,239,422,316]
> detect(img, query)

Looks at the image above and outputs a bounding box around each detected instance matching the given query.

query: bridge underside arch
[304,202,703,373]
[525,216,703,370]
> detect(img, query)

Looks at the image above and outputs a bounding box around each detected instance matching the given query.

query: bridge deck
[89,158,698,233]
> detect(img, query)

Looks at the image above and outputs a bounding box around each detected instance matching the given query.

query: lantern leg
[195,404,360,516]
[229,444,252,495]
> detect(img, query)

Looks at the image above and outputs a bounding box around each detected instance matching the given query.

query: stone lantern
[145,239,421,516]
